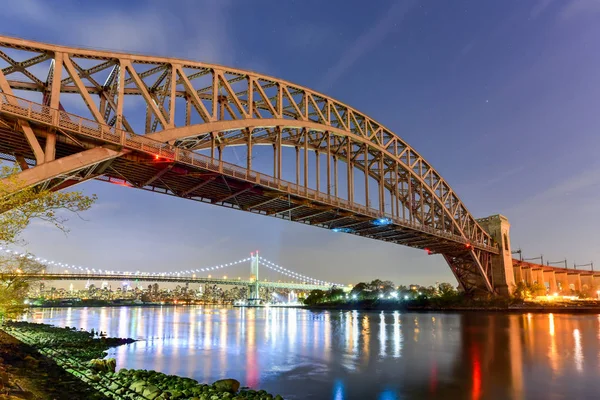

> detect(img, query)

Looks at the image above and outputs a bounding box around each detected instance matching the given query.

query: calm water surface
[24,307,600,399]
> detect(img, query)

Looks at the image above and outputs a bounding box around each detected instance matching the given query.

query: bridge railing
[0,92,498,253]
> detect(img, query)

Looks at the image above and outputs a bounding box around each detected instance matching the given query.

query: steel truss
[0,35,499,294]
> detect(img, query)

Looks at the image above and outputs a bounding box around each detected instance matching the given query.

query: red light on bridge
[465,243,472,250]
[154,155,160,160]
[425,248,432,255]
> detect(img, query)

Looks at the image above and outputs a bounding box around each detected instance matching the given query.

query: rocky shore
[1,322,284,400]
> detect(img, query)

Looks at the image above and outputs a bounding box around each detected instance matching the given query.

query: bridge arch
[148,118,476,244]
[0,35,503,294]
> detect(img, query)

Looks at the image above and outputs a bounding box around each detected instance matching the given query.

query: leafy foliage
[0,165,96,318]
[0,255,45,318]
[513,281,547,299]
[0,165,97,244]
[303,286,346,305]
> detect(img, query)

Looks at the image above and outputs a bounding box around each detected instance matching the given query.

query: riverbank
[0,327,109,399]
[1,322,285,400]
[304,300,600,314]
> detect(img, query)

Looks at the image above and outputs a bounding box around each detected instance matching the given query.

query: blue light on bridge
[373,218,392,226]
[332,227,354,233]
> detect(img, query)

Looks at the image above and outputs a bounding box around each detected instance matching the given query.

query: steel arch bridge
[0,35,510,295]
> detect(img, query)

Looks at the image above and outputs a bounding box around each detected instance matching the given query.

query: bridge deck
[3,273,335,291]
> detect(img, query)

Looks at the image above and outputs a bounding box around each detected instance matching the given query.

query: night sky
[2,0,600,286]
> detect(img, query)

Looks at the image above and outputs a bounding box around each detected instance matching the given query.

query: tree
[350,282,369,300]
[303,289,326,305]
[0,253,45,318]
[325,287,345,302]
[438,282,456,295]
[0,165,96,318]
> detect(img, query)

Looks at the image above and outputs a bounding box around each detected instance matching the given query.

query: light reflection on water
[24,307,600,400]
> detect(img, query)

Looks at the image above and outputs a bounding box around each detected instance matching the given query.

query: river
[23,306,600,399]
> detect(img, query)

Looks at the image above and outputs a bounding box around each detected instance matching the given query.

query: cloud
[530,0,556,19]
[466,165,526,191]
[559,0,600,20]
[0,0,235,65]
[1,1,240,121]
[506,167,600,215]
[318,0,417,90]
[460,40,477,56]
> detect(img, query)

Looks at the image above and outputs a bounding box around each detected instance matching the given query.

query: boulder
[143,384,161,397]
[88,358,116,373]
[129,379,147,393]
[212,379,240,393]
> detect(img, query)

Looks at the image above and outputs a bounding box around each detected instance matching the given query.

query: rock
[212,379,240,393]
[88,358,117,373]
[147,392,162,400]
[130,379,147,393]
[143,384,161,397]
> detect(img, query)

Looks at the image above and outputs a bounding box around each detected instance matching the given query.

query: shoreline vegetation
[0,321,284,400]
[301,280,600,314]
[304,301,600,314]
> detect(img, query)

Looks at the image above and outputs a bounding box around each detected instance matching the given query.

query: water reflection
[26,308,600,399]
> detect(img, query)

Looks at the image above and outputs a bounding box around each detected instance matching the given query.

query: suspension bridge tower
[248,251,261,305]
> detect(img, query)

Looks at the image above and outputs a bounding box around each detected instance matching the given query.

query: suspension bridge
[0,35,595,296]
[0,246,346,292]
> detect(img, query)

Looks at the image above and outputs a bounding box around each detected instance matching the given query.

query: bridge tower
[248,251,261,304]
[476,215,516,296]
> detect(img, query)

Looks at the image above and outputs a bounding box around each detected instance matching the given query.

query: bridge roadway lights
[3,273,332,291]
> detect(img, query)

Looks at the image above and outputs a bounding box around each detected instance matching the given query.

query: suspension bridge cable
[0,246,342,286]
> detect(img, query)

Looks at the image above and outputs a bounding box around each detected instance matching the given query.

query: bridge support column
[593,275,600,293]
[555,272,569,293]
[544,270,557,294]
[477,214,515,296]
[534,268,544,285]
[248,251,261,304]
[567,273,582,293]
[580,275,594,297]
[513,264,524,283]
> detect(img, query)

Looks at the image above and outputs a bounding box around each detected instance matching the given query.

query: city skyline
[2,0,600,286]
